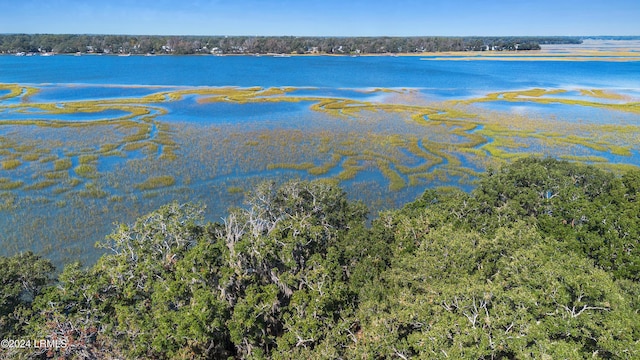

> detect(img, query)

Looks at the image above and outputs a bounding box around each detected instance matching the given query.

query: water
[1,54,639,267]
[2,55,639,90]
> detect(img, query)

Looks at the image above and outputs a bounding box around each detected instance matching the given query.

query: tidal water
[2,54,639,91]
[1,55,639,267]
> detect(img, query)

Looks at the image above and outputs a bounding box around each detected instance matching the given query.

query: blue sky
[1,0,638,36]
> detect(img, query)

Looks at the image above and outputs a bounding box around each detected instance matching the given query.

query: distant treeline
[583,35,640,40]
[0,34,583,55]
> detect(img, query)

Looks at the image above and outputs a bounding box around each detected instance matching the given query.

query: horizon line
[2,33,640,38]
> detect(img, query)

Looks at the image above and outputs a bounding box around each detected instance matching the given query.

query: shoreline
[6,52,639,62]
[5,40,640,60]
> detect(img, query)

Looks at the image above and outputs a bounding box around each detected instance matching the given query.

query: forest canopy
[1,157,639,359]
[0,34,583,55]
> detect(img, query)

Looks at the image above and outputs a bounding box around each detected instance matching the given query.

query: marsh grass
[122,142,146,152]
[1,159,21,170]
[108,195,124,202]
[227,186,244,194]
[579,89,630,101]
[76,182,108,198]
[74,164,98,178]
[0,177,23,190]
[375,159,406,191]
[268,162,315,171]
[135,175,176,190]
[309,154,342,175]
[68,178,82,187]
[21,153,41,162]
[560,155,609,162]
[2,82,639,266]
[79,155,99,164]
[459,87,640,114]
[39,155,58,163]
[24,180,57,191]
[335,158,364,181]
[0,84,37,101]
[53,158,73,171]
[98,144,119,153]
[43,171,68,180]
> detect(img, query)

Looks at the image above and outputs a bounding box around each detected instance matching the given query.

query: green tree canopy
[2,158,639,359]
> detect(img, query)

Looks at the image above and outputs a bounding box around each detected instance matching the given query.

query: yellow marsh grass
[76,182,108,198]
[135,175,176,190]
[309,153,343,175]
[560,155,609,162]
[335,158,365,181]
[68,178,82,187]
[375,159,405,191]
[457,87,640,114]
[79,155,99,164]
[0,84,38,100]
[2,83,638,203]
[227,186,244,194]
[579,89,630,101]
[0,178,23,190]
[53,158,73,171]
[267,162,315,171]
[24,180,57,191]
[74,164,98,178]
[44,171,68,180]
[1,159,22,170]
[18,155,39,164]
[38,155,58,163]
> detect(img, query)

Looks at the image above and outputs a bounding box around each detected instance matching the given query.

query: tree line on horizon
[0,34,583,55]
[1,157,639,359]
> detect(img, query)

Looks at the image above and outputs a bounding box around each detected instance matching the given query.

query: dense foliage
[1,158,639,359]
[0,35,582,55]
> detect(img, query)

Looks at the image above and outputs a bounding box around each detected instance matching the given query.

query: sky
[1,0,638,36]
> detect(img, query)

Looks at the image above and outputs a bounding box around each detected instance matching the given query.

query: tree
[26,202,234,359]
[216,179,367,357]
[8,160,639,359]
[349,221,640,358]
[407,157,640,280]
[0,252,54,339]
